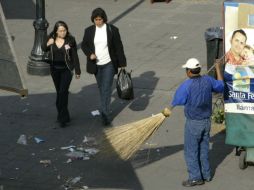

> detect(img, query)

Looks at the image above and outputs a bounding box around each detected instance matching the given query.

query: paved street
[0,0,254,189]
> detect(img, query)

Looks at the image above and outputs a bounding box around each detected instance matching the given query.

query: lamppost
[27,0,49,75]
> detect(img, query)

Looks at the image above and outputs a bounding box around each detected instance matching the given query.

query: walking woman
[81,8,127,126]
[42,21,81,127]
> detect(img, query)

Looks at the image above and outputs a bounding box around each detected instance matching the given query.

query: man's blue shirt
[171,75,224,120]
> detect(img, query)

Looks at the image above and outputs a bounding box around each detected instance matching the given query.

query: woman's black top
[52,43,67,69]
[41,35,81,75]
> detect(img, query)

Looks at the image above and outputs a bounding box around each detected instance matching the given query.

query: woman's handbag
[116,68,134,100]
[44,45,53,64]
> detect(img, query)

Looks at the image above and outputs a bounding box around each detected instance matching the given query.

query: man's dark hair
[91,7,108,23]
[187,67,201,74]
[231,29,247,42]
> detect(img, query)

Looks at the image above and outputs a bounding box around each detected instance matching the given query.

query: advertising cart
[224,0,254,169]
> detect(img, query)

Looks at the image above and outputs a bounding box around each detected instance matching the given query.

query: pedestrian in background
[81,7,127,126]
[42,21,81,128]
[170,58,224,187]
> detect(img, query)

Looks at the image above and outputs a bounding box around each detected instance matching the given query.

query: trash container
[204,27,223,78]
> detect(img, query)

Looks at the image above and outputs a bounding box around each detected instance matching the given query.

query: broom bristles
[99,113,167,160]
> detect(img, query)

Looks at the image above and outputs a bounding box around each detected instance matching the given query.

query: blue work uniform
[171,75,224,181]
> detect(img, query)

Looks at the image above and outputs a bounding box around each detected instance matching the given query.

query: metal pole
[27,0,50,75]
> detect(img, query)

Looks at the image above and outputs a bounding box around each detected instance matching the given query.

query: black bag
[43,46,52,64]
[116,68,134,100]
[44,51,51,64]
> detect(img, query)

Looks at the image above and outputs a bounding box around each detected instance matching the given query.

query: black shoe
[205,177,212,182]
[182,179,204,187]
[101,113,111,126]
[60,122,66,128]
[60,122,70,128]
[103,120,111,126]
[102,117,111,126]
[57,118,70,123]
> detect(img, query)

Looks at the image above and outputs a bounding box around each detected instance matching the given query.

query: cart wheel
[239,151,247,170]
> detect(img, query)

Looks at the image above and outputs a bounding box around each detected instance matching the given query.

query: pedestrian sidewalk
[1,0,253,190]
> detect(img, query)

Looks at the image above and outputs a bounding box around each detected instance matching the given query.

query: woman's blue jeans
[95,62,115,120]
[184,118,211,181]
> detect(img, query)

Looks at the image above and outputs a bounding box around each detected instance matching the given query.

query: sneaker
[182,179,204,187]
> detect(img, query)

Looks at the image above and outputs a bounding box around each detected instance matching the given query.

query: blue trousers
[95,63,115,120]
[184,118,211,181]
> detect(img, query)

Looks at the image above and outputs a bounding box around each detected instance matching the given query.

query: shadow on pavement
[131,129,234,179]
[0,86,144,190]
[151,0,172,3]
[129,71,159,111]
[132,144,183,168]
[109,0,145,25]
[0,85,233,189]
[210,130,234,178]
[110,71,159,119]
[1,0,35,20]
[0,3,28,96]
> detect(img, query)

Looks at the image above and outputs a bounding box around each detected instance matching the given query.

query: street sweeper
[168,58,224,187]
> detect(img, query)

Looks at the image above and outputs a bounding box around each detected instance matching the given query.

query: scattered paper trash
[66,151,85,160]
[17,134,27,145]
[83,136,89,143]
[22,109,28,113]
[34,137,45,144]
[40,160,51,166]
[49,148,56,151]
[57,175,61,180]
[66,158,72,163]
[61,145,76,150]
[76,147,85,151]
[91,110,100,116]
[63,176,82,190]
[84,148,99,155]
[83,156,90,160]
[170,35,178,40]
[145,142,157,147]
[83,136,97,145]
[70,176,82,184]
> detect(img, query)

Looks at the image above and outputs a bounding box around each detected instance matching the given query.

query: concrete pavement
[1,0,253,189]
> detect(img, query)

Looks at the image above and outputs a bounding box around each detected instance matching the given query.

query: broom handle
[206,54,226,75]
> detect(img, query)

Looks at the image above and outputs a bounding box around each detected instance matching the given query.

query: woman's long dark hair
[49,20,71,40]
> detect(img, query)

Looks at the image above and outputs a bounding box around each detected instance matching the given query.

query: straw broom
[99,108,171,161]
[99,55,226,161]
